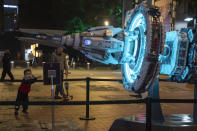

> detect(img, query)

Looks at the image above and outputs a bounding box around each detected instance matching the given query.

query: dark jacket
[2,53,11,68]
[18,77,37,94]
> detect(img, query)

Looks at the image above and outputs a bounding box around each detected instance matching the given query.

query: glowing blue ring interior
[123,12,146,87]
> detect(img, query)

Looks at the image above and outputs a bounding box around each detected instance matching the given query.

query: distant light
[184,17,193,22]
[3,4,18,8]
[104,21,109,26]
[84,39,91,45]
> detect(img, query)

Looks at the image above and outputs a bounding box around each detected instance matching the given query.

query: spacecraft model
[60,3,197,93]
[18,3,197,94]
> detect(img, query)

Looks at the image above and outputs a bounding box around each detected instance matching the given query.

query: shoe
[55,96,62,99]
[15,111,18,116]
[22,111,28,115]
[63,94,68,99]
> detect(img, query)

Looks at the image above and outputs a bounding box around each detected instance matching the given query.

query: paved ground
[0,67,195,131]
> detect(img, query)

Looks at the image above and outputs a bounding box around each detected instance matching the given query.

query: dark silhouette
[1,49,14,81]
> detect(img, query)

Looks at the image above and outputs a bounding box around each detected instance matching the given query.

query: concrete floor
[0,67,195,131]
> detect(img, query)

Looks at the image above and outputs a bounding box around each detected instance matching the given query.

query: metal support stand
[193,83,197,123]
[79,77,95,120]
[148,77,164,122]
[146,97,152,131]
[51,76,55,131]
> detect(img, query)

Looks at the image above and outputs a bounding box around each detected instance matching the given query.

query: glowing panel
[160,31,178,75]
[121,5,162,93]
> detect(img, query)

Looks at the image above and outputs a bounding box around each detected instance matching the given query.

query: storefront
[24,43,42,61]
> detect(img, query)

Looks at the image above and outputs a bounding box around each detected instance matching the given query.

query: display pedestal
[109,79,197,131]
[109,114,197,131]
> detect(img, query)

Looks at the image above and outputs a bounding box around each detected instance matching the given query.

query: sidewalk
[0,67,195,131]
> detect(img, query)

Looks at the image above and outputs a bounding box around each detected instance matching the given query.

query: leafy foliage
[65,17,91,34]
[19,0,122,31]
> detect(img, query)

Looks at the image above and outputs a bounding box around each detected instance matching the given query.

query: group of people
[0,47,69,116]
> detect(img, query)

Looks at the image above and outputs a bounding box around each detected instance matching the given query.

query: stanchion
[10,61,14,68]
[146,98,152,131]
[51,76,55,131]
[194,83,197,123]
[73,62,76,69]
[87,63,90,70]
[79,77,95,120]
[26,61,30,68]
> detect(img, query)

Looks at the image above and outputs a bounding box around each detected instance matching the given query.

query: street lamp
[104,21,109,26]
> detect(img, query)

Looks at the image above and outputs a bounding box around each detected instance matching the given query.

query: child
[15,69,41,116]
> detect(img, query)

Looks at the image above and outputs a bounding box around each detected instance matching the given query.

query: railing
[0,78,196,131]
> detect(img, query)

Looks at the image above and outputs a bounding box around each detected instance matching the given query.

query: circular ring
[121,4,163,93]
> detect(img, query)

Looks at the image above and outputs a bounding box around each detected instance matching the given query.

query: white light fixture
[184,17,193,22]
[3,4,18,8]
[104,21,109,26]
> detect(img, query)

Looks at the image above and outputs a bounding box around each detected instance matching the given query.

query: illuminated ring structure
[122,5,163,93]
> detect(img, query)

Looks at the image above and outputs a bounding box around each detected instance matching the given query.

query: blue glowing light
[160,31,178,75]
[122,8,147,91]
[84,39,91,46]
[160,29,194,82]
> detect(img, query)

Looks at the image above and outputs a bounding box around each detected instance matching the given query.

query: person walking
[51,46,69,99]
[1,49,14,81]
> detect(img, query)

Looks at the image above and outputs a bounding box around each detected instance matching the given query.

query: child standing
[15,69,41,116]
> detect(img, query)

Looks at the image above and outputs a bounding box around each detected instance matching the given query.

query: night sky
[18,0,122,30]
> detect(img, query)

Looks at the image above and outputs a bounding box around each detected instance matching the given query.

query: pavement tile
[0,68,195,131]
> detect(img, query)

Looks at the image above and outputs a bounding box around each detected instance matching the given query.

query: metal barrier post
[146,98,152,131]
[87,63,90,70]
[194,83,197,123]
[42,62,46,66]
[10,61,14,68]
[26,61,30,68]
[73,62,76,69]
[51,76,55,131]
[80,77,95,120]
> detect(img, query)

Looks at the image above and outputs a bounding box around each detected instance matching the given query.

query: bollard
[26,61,30,68]
[87,62,90,70]
[79,77,95,120]
[42,62,46,66]
[10,61,14,68]
[73,62,76,69]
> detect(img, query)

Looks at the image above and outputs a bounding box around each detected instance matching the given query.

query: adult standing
[1,49,14,81]
[28,51,34,66]
[51,47,68,99]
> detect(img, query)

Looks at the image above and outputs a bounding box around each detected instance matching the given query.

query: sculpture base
[109,114,197,131]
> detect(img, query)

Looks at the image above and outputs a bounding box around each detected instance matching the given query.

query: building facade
[3,0,18,31]
[0,0,4,32]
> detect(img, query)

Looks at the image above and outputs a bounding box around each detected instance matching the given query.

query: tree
[65,17,90,34]
[19,0,122,29]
